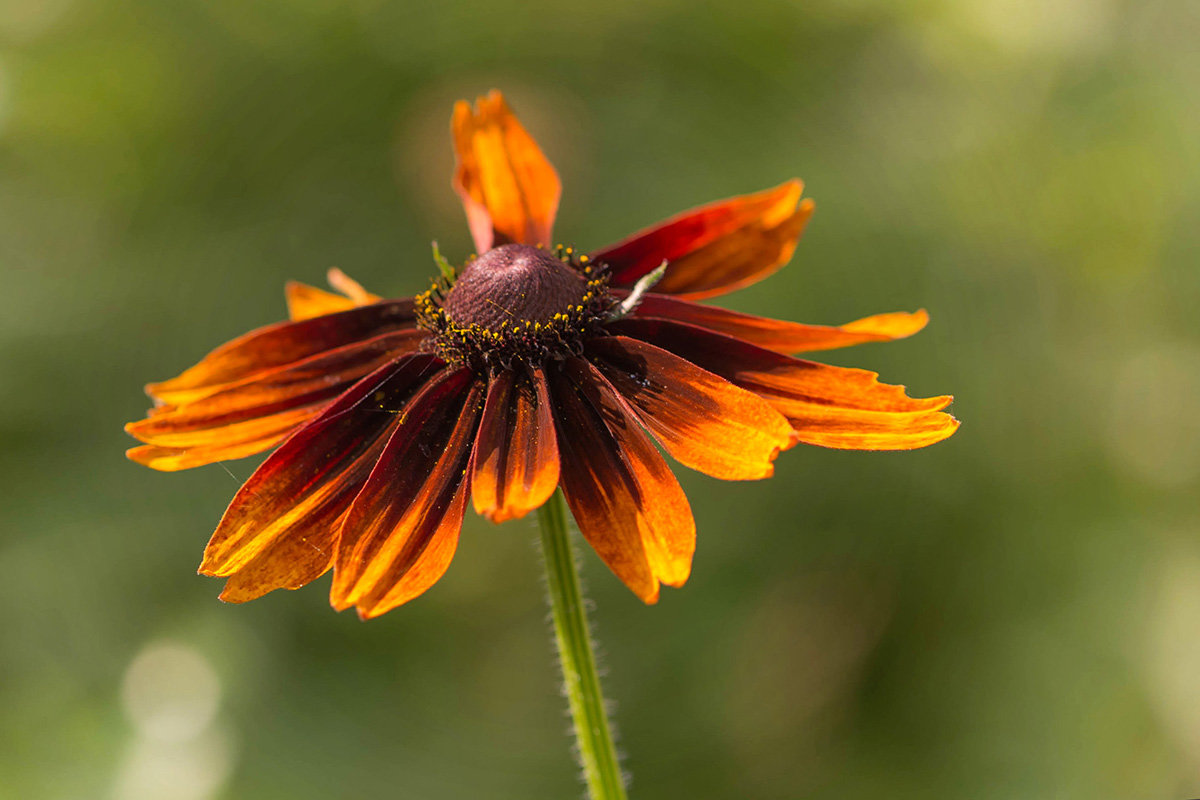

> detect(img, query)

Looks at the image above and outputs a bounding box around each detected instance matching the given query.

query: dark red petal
[472,368,560,523]
[586,336,793,480]
[610,317,959,450]
[125,329,427,470]
[199,354,446,593]
[452,90,561,252]
[549,358,695,603]
[592,181,812,299]
[626,293,930,354]
[147,300,417,405]
[331,369,484,618]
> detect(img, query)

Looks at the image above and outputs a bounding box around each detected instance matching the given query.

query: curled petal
[286,268,383,321]
[627,293,930,354]
[126,329,427,469]
[549,358,695,603]
[331,369,484,619]
[593,180,813,299]
[147,300,417,405]
[611,317,959,451]
[452,90,561,252]
[586,336,793,480]
[199,354,447,600]
[472,368,560,523]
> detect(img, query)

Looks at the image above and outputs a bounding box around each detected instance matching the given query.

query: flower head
[126,90,958,619]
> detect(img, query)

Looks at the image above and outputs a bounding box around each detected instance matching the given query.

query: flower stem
[537,490,629,800]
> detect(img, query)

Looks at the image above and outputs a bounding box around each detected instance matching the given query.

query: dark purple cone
[443,244,586,330]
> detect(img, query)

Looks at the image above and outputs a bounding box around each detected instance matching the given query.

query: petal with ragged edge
[593,181,812,299]
[331,369,483,619]
[610,317,959,451]
[586,335,793,480]
[549,358,695,603]
[472,368,560,523]
[452,90,561,253]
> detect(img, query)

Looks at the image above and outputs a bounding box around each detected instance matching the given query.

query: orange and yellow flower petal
[611,317,959,451]
[549,358,695,603]
[199,354,447,601]
[126,329,427,470]
[126,409,318,472]
[285,268,383,321]
[471,367,560,523]
[331,368,484,619]
[586,336,793,480]
[452,90,561,253]
[147,301,418,406]
[593,180,813,300]
[628,293,930,354]
[217,508,348,603]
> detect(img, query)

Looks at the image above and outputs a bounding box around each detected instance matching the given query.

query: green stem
[537,490,629,800]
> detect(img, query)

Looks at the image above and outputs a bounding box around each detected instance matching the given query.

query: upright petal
[593,181,813,299]
[611,317,959,451]
[285,282,357,321]
[627,293,930,354]
[199,353,447,601]
[126,329,427,470]
[472,368,560,523]
[147,300,417,405]
[286,268,383,321]
[548,358,695,603]
[331,369,484,619]
[452,90,561,253]
[586,336,793,480]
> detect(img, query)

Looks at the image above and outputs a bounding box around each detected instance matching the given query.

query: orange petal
[126,409,317,472]
[549,358,695,603]
[147,300,417,405]
[331,369,483,618]
[217,508,349,603]
[628,294,930,354]
[452,90,561,252]
[611,317,959,451]
[200,355,447,586]
[471,368,560,523]
[126,329,426,469]
[286,282,357,321]
[326,268,380,305]
[587,336,794,480]
[286,269,383,322]
[592,181,812,299]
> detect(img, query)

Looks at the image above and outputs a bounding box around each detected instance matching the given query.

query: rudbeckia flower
[126,90,958,619]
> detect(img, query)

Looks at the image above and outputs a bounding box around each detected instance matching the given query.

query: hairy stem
[537,490,629,800]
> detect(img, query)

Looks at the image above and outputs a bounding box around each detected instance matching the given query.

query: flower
[126,90,958,619]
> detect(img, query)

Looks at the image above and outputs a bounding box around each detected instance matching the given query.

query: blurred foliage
[2,0,1198,798]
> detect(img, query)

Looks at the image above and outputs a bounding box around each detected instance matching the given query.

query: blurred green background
[2,0,1198,798]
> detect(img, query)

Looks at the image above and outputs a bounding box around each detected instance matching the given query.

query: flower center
[444,244,586,329]
[416,244,612,370]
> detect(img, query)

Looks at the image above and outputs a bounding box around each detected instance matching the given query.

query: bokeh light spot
[119,641,221,743]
